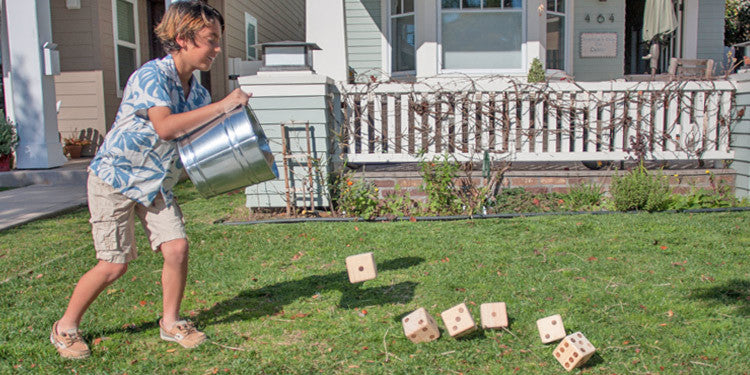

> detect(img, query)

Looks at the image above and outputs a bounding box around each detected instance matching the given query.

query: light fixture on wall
[257,41,321,73]
[66,0,81,10]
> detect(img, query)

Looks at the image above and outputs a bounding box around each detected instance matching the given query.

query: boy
[50,1,248,359]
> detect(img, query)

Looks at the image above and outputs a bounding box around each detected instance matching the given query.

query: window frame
[245,12,259,61]
[112,0,140,97]
[437,0,526,75]
[545,0,567,73]
[388,0,416,77]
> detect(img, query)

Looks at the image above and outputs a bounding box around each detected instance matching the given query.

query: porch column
[1,0,67,169]
[415,0,438,77]
[307,0,348,82]
[239,72,335,209]
[526,0,546,69]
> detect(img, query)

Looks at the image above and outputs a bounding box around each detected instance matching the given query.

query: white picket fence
[339,79,736,163]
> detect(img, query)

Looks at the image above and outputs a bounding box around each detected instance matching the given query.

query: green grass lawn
[1,182,748,374]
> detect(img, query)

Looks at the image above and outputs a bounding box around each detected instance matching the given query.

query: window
[546,0,565,70]
[245,12,258,60]
[390,0,415,73]
[112,0,139,95]
[440,0,523,71]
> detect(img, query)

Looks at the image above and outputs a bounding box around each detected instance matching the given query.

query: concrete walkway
[0,158,90,231]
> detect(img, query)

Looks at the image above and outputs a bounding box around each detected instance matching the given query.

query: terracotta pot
[0,153,12,171]
[65,145,82,159]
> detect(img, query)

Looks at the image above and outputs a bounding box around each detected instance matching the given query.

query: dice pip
[553,332,596,371]
[402,307,440,343]
[536,314,566,343]
[440,303,477,338]
[480,302,508,329]
[345,252,377,283]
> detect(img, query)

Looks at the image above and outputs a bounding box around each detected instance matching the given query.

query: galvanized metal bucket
[177,106,278,198]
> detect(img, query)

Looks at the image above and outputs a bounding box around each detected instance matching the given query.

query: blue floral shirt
[90,55,211,206]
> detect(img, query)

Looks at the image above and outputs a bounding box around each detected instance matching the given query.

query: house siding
[224,0,305,60]
[344,0,383,81]
[572,0,626,81]
[731,73,750,197]
[50,0,110,147]
[50,0,99,71]
[696,0,726,73]
[98,0,119,130]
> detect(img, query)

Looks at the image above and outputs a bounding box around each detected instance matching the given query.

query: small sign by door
[580,33,618,58]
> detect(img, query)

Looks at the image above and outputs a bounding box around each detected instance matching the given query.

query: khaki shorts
[87,173,186,264]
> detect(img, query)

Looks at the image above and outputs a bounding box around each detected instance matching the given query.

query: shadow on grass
[690,278,750,316]
[96,256,424,337]
[196,256,424,326]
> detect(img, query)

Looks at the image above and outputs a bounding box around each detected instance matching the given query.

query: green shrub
[669,171,747,210]
[565,182,604,211]
[527,58,545,83]
[610,163,671,212]
[419,154,463,214]
[0,113,18,156]
[380,185,420,217]
[329,171,380,219]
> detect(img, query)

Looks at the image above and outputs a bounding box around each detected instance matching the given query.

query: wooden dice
[554,332,596,371]
[537,314,566,343]
[345,252,377,283]
[402,307,440,343]
[480,302,508,329]
[440,303,477,338]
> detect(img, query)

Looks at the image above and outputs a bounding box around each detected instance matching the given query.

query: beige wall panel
[54,71,107,146]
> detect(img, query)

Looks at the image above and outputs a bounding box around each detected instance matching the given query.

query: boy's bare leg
[160,238,189,328]
[57,261,128,332]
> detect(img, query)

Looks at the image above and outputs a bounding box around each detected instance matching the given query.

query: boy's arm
[147,88,250,140]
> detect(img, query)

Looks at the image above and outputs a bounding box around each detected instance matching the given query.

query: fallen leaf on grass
[139,300,147,306]
[667,310,674,318]
[166,348,176,353]
[290,313,309,319]
[291,251,304,261]
[661,246,668,250]
[93,338,102,345]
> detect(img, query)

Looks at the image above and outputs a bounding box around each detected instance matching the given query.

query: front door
[624,0,683,75]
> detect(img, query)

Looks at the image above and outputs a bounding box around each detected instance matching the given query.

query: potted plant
[0,116,19,171]
[63,137,91,159]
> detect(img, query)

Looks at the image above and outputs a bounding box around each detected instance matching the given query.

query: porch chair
[668,58,714,79]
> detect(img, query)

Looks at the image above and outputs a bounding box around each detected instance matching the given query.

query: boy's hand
[220,88,252,114]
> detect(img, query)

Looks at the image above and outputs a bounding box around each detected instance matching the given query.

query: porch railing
[338,79,736,163]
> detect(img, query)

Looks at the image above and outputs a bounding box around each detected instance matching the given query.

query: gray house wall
[731,72,750,197]
[697,0,727,73]
[571,0,626,81]
[344,0,383,82]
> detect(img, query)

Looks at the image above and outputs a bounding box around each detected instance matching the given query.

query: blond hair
[154,1,224,53]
